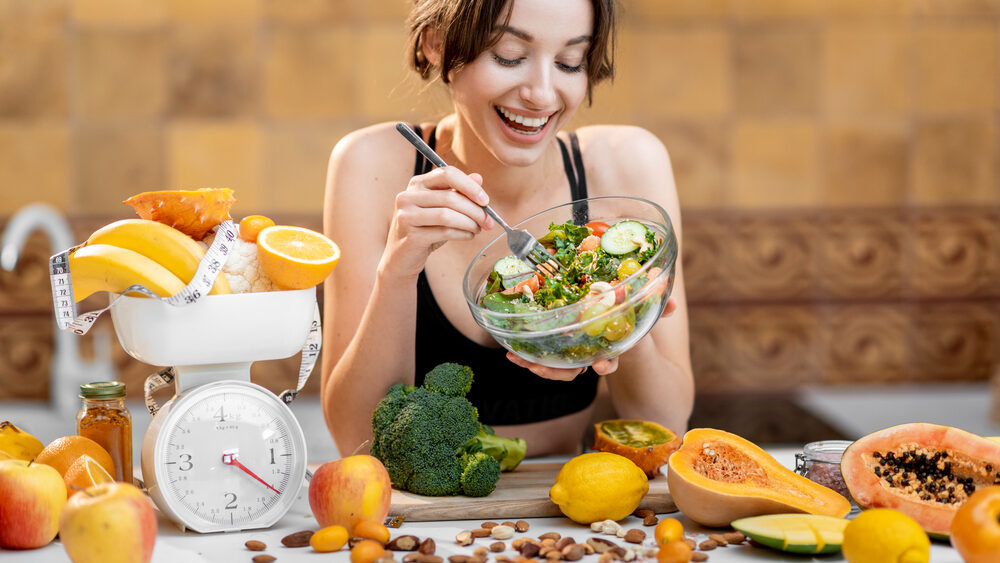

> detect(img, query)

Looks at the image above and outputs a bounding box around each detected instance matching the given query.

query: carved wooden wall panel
[1,209,998,401]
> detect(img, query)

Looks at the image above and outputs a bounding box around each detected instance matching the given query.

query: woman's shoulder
[331,121,424,167]
[571,125,674,197]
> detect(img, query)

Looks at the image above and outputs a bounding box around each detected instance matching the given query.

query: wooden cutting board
[388,463,674,522]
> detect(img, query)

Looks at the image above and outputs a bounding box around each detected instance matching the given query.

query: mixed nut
[242,513,749,562]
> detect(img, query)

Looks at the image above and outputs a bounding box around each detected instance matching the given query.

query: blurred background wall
[1,1,998,419]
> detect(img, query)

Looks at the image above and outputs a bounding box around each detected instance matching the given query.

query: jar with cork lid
[76,381,133,484]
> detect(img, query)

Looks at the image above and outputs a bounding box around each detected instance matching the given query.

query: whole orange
[36,436,114,478]
[657,540,692,563]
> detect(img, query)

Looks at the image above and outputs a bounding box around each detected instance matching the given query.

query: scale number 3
[178,453,193,471]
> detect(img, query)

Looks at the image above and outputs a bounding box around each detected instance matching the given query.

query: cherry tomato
[952,485,1000,563]
[586,221,611,237]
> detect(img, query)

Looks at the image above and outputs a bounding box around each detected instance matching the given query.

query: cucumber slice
[493,256,535,289]
[600,220,649,256]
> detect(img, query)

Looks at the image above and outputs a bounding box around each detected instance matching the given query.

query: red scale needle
[222,452,281,495]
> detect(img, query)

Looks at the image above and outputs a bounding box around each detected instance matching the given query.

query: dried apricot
[353,520,390,545]
[238,215,275,243]
[310,524,349,553]
[654,518,684,546]
[350,539,386,563]
[656,540,692,563]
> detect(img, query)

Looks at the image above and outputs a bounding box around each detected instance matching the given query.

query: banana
[85,219,230,295]
[68,244,187,302]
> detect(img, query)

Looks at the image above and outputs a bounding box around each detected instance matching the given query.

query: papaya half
[840,422,1000,538]
[592,419,681,478]
[666,428,851,527]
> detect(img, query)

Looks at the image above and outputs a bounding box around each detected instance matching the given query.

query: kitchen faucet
[1,203,116,416]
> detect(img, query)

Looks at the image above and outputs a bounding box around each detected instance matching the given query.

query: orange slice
[63,454,115,497]
[256,225,341,290]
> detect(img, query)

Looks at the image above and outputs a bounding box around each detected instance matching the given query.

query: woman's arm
[321,123,493,456]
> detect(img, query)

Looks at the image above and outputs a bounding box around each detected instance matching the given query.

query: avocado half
[731,514,849,554]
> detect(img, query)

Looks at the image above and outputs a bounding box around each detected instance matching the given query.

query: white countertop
[1,450,966,563]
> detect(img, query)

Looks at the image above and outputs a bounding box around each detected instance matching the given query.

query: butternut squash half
[666,428,851,527]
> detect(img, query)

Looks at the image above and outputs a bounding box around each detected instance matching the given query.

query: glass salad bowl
[463,196,678,369]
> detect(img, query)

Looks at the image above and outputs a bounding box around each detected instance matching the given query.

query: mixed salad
[477,219,667,360]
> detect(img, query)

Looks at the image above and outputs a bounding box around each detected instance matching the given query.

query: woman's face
[449,0,593,167]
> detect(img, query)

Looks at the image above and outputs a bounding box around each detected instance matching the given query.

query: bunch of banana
[69,219,231,302]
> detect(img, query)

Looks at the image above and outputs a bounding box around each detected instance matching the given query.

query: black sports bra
[412,125,598,425]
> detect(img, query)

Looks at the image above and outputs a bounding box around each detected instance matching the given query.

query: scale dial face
[143,380,307,533]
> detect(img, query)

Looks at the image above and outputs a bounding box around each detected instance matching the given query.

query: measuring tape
[49,219,322,410]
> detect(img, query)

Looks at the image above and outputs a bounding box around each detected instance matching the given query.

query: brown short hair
[407,0,617,104]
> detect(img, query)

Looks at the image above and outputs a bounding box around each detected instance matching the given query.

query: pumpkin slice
[123,188,237,240]
[840,422,1000,538]
[666,428,851,527]
[592,419,681,478]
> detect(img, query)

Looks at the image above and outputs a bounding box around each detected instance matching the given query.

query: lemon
[842,509,930,563]
[548,452,649,524]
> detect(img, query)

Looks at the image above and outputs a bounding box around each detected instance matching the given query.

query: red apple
[0,459,66,548]
[309,454,392,531]
[59,482,157,563]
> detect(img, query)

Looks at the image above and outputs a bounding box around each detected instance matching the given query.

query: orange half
[256,225,340,290]
[64,454,115,497]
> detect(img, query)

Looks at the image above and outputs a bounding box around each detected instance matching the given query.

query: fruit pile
[69,188,340,302]
[0,422,156,561]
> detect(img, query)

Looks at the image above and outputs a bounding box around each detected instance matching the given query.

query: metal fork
[395,122,565,277]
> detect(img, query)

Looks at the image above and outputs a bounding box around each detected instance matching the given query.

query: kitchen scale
[49,220,322,533]
[111,288,320,533]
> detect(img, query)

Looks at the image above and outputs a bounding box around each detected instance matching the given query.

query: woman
[322,0,693,457]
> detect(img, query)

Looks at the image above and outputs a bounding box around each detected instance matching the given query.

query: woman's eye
[492,53,522,67]
[557,61,585,73]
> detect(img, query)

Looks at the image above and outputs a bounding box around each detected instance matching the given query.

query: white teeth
[498,107,550,129]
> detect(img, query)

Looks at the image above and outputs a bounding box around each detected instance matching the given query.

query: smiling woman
[320,0,694,459]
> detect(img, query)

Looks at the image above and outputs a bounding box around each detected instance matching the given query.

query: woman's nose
[519,61,557,109]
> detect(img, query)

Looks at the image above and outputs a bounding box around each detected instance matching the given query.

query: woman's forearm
[605,332,694,434]
[322,269,419,456]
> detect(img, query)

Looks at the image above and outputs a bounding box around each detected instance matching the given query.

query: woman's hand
[379,167,494,279]
[503,297,678,380]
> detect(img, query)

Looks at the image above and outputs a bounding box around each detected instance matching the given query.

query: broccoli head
[370,364,527,497]
[423,362,474,397]
[460,452,501,497]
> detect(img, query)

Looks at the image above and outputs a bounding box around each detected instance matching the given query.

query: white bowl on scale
[110,289,317,390]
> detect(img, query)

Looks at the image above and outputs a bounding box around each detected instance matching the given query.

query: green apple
[0,458,67,548]
[59,482,157,563]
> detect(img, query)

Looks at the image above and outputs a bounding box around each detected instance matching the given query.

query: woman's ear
[422,26,443,68]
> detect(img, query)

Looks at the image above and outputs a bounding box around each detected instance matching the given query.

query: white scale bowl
[110,288,316,368]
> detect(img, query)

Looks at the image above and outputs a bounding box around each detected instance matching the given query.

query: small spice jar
[794,440,854,506]
[76,381,133,484]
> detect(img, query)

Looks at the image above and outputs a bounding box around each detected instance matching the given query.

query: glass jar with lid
[794,440,855,507]
[76,381,133,484]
